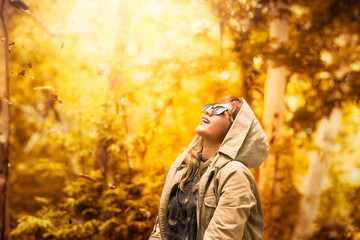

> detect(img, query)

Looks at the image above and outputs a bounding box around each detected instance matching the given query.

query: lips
[201,116,210,124]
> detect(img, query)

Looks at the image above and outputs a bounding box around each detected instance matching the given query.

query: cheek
[213,121,231,139]
[219,125,231,137]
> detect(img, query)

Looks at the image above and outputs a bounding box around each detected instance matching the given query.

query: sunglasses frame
[201,104,234,123]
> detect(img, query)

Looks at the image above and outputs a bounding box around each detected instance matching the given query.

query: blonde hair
[178,96,243,192]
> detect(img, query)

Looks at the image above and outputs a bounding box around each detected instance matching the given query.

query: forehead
[214,102,232,109]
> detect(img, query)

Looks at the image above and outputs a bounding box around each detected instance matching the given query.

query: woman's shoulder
[218,159,249,171]
[217,160,255,182]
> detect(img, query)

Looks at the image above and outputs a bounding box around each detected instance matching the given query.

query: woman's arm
[203,162,259,239]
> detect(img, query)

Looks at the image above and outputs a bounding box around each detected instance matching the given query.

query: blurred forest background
[0,0,360,239]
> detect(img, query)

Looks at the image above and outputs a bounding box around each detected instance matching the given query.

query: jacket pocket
[203,195,217,224]
[204,195,217,208]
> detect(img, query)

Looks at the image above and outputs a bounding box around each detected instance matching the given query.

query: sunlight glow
[350,62,360,71]
[320,50,333,65]
[291,5,306,16]
[351,170,360,182]
[305,127,312,135]
[334,34,348,47]
[334,144,341,152]
[253,56,263,68]
[286,112,294,121]
[303,22,311,30]
[126,44,139,55]
[179,21,187,27]
[318,71,331,79]
[220,71,230,80]
[64,0,122,55]
[287,96,298,111]
[298,131,307,138]
[143,1,164,16]
[66,1,106,33]
[354,115,359,123]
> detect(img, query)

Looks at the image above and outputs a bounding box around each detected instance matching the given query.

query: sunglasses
[200,104,234,123]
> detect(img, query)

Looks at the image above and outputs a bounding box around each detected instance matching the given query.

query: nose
[204,108,213,116]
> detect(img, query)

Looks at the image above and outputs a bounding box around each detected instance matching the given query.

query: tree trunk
[291,108,342,240]
[94,138,109,177]
[0,0,10,239]
[258,1,289,239]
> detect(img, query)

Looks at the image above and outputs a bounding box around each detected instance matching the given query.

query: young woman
[149,96,269,240]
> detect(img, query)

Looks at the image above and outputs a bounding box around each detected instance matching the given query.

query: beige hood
[218,98,269,168]
[186,98,269,169]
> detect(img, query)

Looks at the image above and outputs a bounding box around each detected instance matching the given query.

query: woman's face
[195,102,233,144]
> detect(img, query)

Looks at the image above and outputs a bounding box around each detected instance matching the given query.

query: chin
[195,126,208,138]
[195,125,203,134]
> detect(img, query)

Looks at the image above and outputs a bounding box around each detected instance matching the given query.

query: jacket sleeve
[203,162,257,240]
[148,216,161,240]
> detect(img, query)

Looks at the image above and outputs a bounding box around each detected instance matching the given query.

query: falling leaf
[59,43,64,55]
[2,99,12,106]
[47,128,56,133]
[33,86,56,91]
[18,69,26,76]
[98,64,106,76]
[34,196,49,203]
[10,1,32,14]
[50,93,58,100]
[49,93,64,103]
[139,208,151,220]
[8,43,15,53]
[74,174,97,182]
[125,207,131,213]
[121,96,128,105]
[108,182,117,189]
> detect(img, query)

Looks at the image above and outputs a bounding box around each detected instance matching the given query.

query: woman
[149,96,269,240]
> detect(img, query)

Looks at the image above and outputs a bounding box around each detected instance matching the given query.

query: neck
[202,140,221,159]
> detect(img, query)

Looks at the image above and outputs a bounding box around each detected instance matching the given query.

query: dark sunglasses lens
[212,106,227,115]
[201,104,214,112]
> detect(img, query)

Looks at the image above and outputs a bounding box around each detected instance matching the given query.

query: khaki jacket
[149,99,269,240]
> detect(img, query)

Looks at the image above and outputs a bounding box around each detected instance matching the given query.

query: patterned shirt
[166,154,207,240]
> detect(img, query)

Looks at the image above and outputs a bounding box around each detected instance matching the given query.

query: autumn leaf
[18,69,26,76]
[33,86,56,91]
[10,0,32,14]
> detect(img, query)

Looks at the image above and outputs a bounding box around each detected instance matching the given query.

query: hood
[218,98,269,168]
[184,98,269,169]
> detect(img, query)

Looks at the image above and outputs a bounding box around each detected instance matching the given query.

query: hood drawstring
[213,166,219,205]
